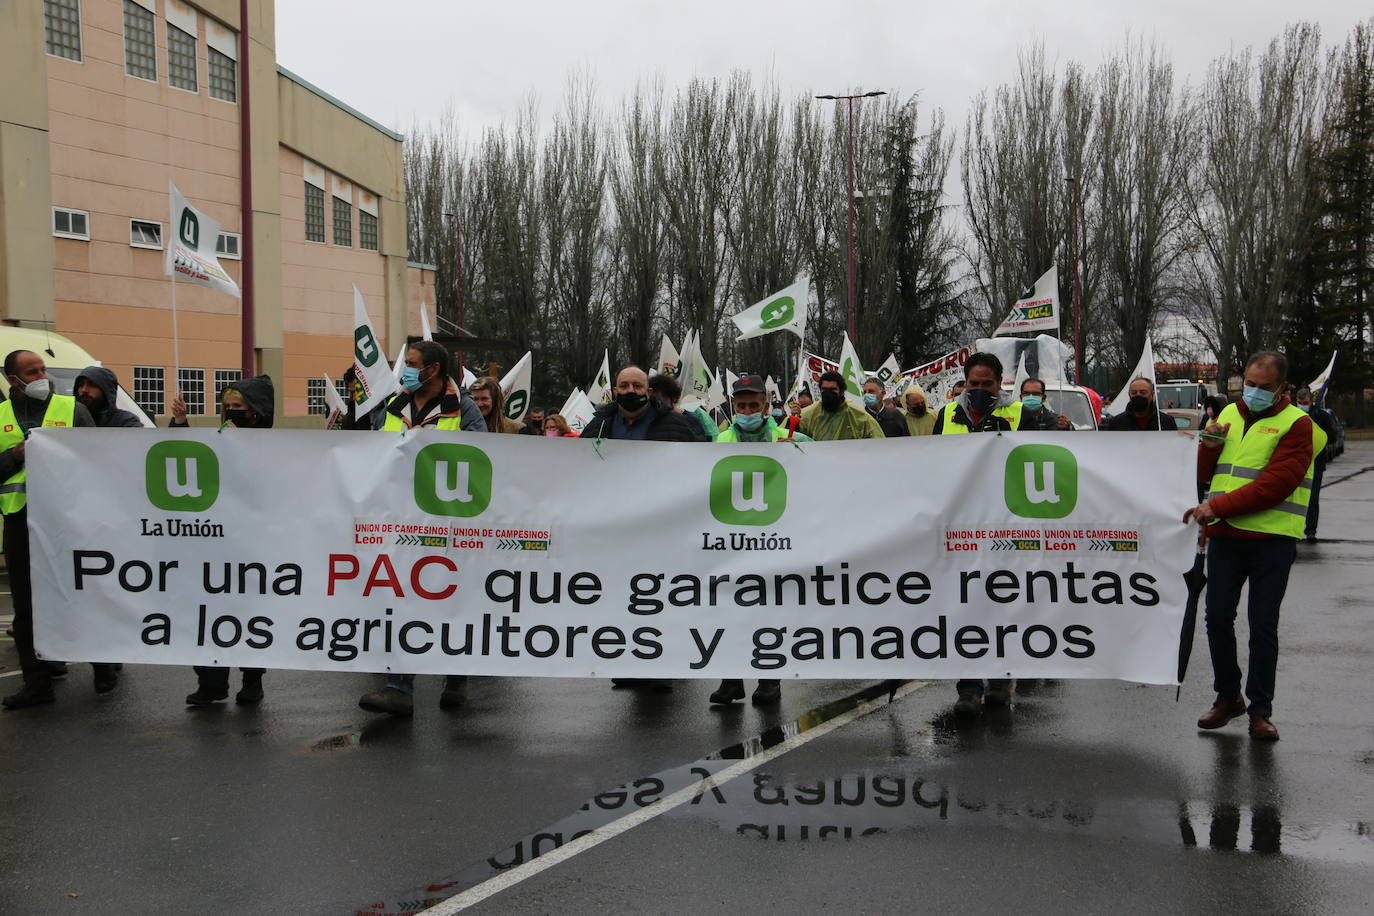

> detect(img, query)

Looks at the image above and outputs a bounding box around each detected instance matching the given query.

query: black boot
[186,680,229,706]
[3,683,56,710]
[92,664,119,695]
[709,679,746,705]
[235,671,264,705]
[751,680,781,704]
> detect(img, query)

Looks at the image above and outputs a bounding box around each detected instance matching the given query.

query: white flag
[838,333,866,407]
[993,266,1059,336]
[420,302,433,342]
[460,365,476,389]
[678,332,714,411]
[322,372,348,430]
[587,350,612,405]
[874,354,901,397]
[731,277,808,341]
[1308,350,1337,405]
[726,370,740,394]
[560,389,598,435]
[166,183,240,298]
[765,376,780,406]
[658,335,681,377]
[391,341,407,382]
[351,285,398,418]
[500,351,533,421]
[1104,337,1156,417]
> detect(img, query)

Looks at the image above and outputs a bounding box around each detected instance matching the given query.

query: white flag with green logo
[658,335,681,377]
[587,350,612,405]
[322,372,348,430]
[731,277,808,341]
[351,285,397,418]
[678,331,716,411]
[165,183,239,298]
[560,388,598,434]
[874,353,901,397]
[839,333,866,407]
[500,351,533,421]
[993,265,1059,336]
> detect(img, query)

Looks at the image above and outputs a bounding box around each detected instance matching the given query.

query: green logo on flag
[1004,444,1077,519]
[504,390,528,420]
[709,456,787,526]
[354,326,380,368]
[146,441,219,512]
[414,444,492,517]
[841,357,863,396]
[179,208,199,249]
[759,296,795,330]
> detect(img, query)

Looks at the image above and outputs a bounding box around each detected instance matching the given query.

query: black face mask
[223,408,251,427]
[908,404,927,418]
[616,391,648,412]
[965,388,996,414]
[1128,395,1150,414]
[819,389,844,411]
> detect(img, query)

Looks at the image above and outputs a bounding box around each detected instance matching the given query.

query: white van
[0,327,154,426]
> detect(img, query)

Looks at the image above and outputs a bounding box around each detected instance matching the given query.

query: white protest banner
[351,285,397,418]
[29,429,1195,683]
[898,345,974,404]
[165,183,240,298]
[993,265,1060,336]
[500,351,533,421]
[731,276,808,341]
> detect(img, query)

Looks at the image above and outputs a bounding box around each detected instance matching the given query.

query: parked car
[1002,383,1099,430]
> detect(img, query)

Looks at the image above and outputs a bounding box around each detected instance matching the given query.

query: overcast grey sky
[276,0,1369,141]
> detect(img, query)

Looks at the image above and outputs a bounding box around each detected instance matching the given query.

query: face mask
[1128,395,1150,414]
[399,366,422,392]
[820,390,844,411]
[907,404,927,418]
[20,378,52,400]
[1242,385,1276,413]
[616,391,648,412]
[223,408,251,426]
[863,393,878,409]
[1297,403,1310,412]
[965,388,996,414]
[544,429,559,437]
[733,413,765,433]
[771,409,785,421]
[1022,395,1043,412]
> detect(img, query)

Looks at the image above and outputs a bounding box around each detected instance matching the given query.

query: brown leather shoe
[1197,699,1247,729]
[1248,714,1280,741]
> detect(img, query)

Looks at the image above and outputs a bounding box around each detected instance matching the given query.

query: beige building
[0,0,433,421]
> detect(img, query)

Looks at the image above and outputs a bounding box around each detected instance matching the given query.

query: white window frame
[215,231,241,259]
[122,0,157,82]
[214,369,242,402]
[307,378,329,415]
[133,366,165,416]
[177,367,206,415]
[130,218,163,250]
[53,206,90,241]
[44,0,84,63]
[166,21,199,95]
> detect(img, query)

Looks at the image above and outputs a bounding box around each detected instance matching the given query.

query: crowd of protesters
[0,346,1340,742]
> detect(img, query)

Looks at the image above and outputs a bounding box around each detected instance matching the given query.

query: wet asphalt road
[2,442,1372,915]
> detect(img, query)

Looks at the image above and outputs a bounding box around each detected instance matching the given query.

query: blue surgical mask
[399,366,422,392]
[863,393,878,409]
[733,413,765,433]
[1297,403,1310,412]
[1242,385,1275,413]
[1022,395,1043,412]
[771,409,785,421]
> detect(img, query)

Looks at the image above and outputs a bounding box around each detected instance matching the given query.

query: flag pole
[171,268,182,403]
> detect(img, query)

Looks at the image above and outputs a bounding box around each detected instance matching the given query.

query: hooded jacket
[580,396,700,441]
[168,374,275,428]
[75,366,143,428]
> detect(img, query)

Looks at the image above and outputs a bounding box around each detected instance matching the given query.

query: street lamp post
[442,211,466,372]
[816,90,885,343]
[1065,176,1083,384]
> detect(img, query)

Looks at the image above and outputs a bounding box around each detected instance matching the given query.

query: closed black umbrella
[1176,529,1209,701]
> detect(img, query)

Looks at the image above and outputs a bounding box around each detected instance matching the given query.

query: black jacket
[1105,408,1177,431]
[75,366,143,428]
[868,405,909,438]
[580,396,701,442]
[170,374,275,428]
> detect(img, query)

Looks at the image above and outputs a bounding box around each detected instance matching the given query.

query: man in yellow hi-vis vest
[1,350,95,709]
[1185,351,1324,742]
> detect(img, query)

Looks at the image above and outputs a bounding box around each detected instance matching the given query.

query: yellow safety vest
[936,400,1023,434]
[0,395,77,515]
[1206,402,1327,539]
[381,396,462,431]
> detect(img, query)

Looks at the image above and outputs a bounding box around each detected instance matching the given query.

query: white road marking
[0,670,22,679]
[423,680,931,914]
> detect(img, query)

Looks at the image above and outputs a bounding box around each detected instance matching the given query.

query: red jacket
[1198,396,1314,540]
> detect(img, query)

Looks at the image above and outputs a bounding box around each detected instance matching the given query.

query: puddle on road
[352,680,1374,915]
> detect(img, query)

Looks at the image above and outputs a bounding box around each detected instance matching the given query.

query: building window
[307,378,330,415]
[332,197,352,247]
[177,368,206,415]
[213,369,243,405]
[208,47,236,102]
[52,206,90,240]
[123,1,156,80]
[130,219,162,249]
[167,23,198,92]
[216,232,241,259]
[304,183,326,242]
[359,211,379,251]
[133,366,165,416]
[44,0,82,61]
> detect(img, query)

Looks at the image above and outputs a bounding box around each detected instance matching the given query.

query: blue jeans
[1204,537,1296,719]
